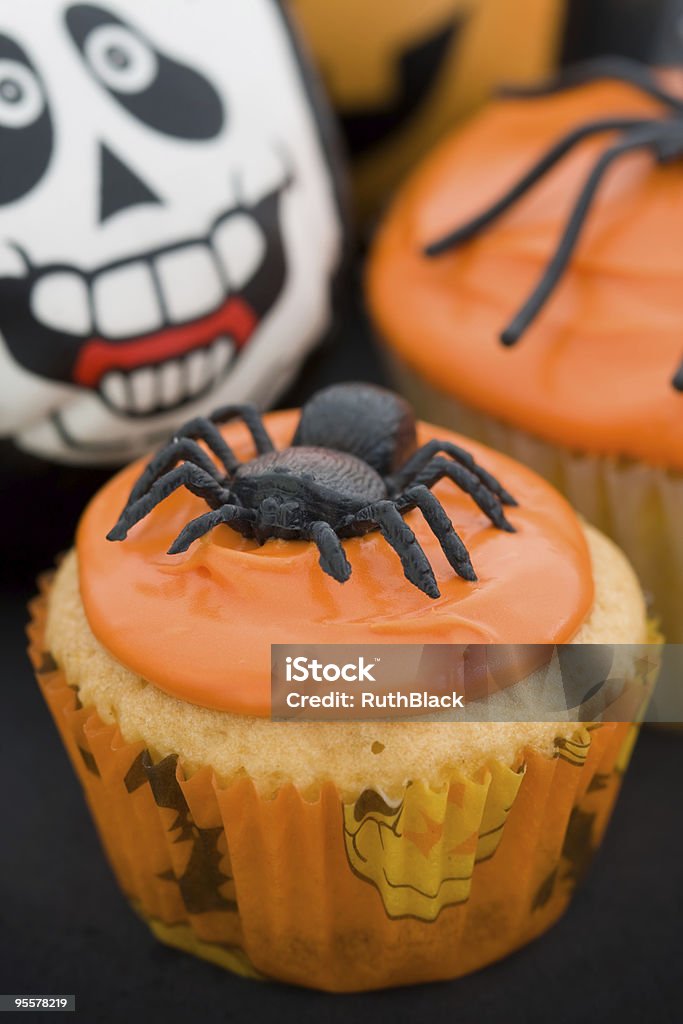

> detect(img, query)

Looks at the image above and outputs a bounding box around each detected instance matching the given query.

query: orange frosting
[368,73,683,470]
[76,411,593,716]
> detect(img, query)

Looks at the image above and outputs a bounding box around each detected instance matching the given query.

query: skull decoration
[342,768,523,922]
[0,0,346,465]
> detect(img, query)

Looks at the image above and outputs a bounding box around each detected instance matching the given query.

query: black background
[1,301,682,1024]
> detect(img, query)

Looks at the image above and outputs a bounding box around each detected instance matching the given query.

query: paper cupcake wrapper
[387,354,683,648]
[30,578,640,992]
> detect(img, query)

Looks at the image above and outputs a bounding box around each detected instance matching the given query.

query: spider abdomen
[292,383,417,474]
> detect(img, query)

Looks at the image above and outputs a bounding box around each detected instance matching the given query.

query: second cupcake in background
[368,59,683,640]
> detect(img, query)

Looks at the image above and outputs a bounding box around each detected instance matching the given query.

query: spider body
[229,447,387,540]
[108,383,517,598]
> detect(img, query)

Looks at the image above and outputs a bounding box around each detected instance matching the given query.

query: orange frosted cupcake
[368,58,683,640]
[30,383,653,991]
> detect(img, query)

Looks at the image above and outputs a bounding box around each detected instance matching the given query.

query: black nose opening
[98,142,162,222]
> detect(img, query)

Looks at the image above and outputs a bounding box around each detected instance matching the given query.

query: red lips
[72,296,257,388]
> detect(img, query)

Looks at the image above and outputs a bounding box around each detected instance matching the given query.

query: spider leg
[344,500,440,598]
[125,403,275,511]
[210,404,275,454]
[134,406,273,506]
[168,417,241,474]
[410,456,515,532]
[501,123,664,345]
[308,521,352,583]
[396,485,476,582]
[387,439,516,506]
[424,115,650,257]
[107,465,234,541]
[168,505,256,554]
[125,438,223,507]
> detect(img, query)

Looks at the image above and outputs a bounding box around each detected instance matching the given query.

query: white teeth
[31,271,92,336]
[209,336,235,378]
[155,244,224,323]
[100,371,129,411]
[158,358,184,407]
[212,214,265,290]
[185,347,212,394]
[27,181,274,349]
[100,341,235,414]
[128,366,158,414]
[93,262,162,338]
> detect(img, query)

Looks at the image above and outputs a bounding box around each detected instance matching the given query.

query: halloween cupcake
[30,383,655,992]
[368,58,683,641]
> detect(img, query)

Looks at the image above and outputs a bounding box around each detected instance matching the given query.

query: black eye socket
[65,3,225,141]
[0,34,53,205]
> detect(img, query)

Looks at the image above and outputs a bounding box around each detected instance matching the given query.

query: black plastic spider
[107,383,517,598]
[423,57,683,389]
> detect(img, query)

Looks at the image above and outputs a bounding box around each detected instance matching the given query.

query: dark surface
[561,0,683,64]
[1,299,683,1023]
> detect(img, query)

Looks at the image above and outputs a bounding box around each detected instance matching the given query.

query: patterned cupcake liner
[386,353,683,651]
[29,578,642,992]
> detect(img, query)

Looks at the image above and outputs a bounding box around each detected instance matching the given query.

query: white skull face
[0,0,345,464]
